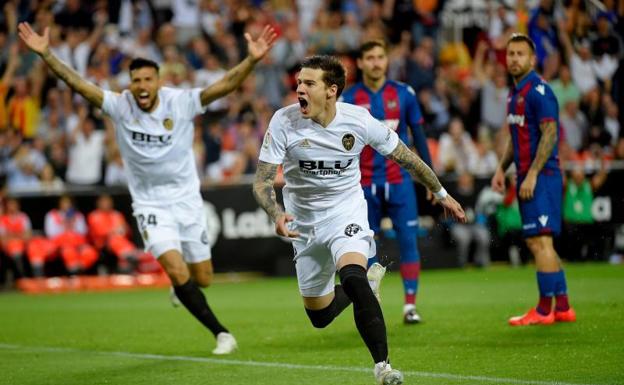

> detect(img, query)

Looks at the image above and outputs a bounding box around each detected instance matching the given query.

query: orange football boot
[508,308,555,326]
[554,307,577,322]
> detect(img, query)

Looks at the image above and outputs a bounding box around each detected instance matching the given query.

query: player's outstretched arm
[252,161,299,238]
[387,141,466,222]
[200,25,277,106]
[18,22,103,108]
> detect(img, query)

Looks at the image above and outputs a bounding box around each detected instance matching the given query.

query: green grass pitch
[1,263,623,385]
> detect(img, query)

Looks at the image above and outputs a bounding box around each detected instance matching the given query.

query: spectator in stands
[0,198,31,279]
[104,149,127,187]
[0,43,19,131]
[38,163,65,192]
[603,95,620,144]
[438,117,479,175]
[551,64,581,111]
[449,173,491,268]
[44,195,98,275]
[558,21,601,112]
[406,37,436,93]
[562,165,598,260]
[7,71,45,140]
[88,194,140,273]
[65,106,106,186]
[473,41,509,133]
[193,54,228,120]
[560,100,589,152]
[5,145,41,192]
[591,12,621,87]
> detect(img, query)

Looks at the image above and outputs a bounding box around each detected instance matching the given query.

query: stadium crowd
[0,0,623,282]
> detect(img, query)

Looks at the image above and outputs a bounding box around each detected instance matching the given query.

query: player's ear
[327,84,338,99]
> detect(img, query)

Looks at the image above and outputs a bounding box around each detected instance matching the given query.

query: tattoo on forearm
[529,121,557,174]
[387,141,442,192]
[253,161,284,221]
[41,50,102,107]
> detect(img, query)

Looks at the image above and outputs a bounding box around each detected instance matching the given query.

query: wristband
[433,187,448,200]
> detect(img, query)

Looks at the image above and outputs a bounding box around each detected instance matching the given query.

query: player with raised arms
[18,21,276,354]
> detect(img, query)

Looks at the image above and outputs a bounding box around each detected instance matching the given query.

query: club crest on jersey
[163,118,174,131]
[386,100,397,110]
[342,133,355,151]
[344,223,362,237]
[516,95,524,105]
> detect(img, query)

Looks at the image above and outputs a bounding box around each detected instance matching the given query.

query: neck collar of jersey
[514,70,537,92]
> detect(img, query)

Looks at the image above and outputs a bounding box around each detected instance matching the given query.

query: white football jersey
[259,102,399,224]
[102,87,206,205]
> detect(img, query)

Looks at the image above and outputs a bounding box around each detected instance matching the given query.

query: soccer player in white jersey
[18,22,276,355]
[253,56,466,385]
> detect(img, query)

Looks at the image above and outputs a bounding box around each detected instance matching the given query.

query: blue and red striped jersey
[506,70,560,176]
[340,80,432,186]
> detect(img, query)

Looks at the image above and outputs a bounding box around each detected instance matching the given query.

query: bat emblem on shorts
[344,223,362,237]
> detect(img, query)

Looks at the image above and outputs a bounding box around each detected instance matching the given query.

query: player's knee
[164,264,190,286]
[193,271,213,288]
[525,237,542,255]
[338,264,367,286]
[305,305,335,328]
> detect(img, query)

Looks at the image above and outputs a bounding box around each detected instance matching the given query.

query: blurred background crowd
[0,0,622,281]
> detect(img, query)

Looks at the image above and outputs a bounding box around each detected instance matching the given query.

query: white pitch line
[0,343,611,385]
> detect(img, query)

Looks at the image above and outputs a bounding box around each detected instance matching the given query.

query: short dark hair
[359,39,387,58]
[129,57,159,74]
[506,33,536,54]
[300,55,346,97]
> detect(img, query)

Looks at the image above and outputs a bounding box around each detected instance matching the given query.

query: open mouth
[298,98,309,115]
[138,91,150,105]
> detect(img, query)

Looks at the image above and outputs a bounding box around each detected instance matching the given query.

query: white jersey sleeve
[175,88,207,119]
[259,111,288,165]
[365,111,399,155]
[102,90,124,121]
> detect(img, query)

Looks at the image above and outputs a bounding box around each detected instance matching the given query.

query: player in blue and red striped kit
[492,34,576,326]
[341,40,433,324]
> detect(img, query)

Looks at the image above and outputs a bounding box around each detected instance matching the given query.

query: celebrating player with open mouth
[18,21,277,354]
[253,55,465,385]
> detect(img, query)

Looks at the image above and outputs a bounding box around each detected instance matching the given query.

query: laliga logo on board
[204,201,276,242]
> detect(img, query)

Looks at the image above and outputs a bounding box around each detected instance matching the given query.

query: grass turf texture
[0,263,622,385]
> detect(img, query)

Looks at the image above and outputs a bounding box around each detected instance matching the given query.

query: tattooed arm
[387,141,466,222]
[387,141,442,193]
[253,161,299,237]
[528,120,557,175]
[518,120,557,200]
[18,23,103,107]
[200,25,276,106]
[252,161,284,221]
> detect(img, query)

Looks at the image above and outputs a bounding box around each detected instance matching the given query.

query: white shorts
[289,198,375,298]
[133,197,211,264]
